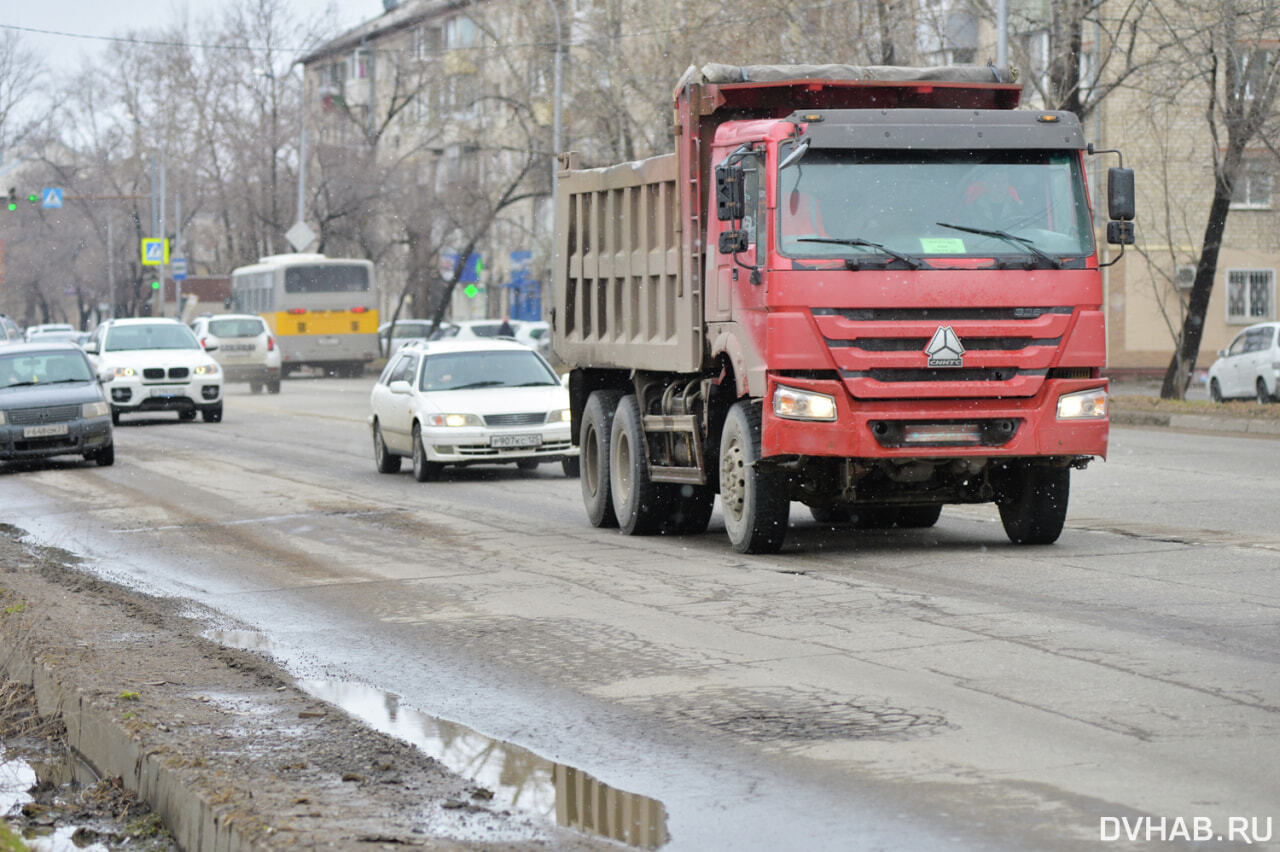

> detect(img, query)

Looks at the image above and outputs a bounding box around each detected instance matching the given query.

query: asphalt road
[2,376,1278,851]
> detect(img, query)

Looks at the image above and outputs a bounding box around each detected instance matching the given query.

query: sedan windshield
[420,350,558,392]
[778,148,1094,262]
[106,324,201,351]
[0,352,94,388]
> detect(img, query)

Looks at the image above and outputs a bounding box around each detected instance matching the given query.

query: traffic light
[5,188,15,212]
[150,280,160,291]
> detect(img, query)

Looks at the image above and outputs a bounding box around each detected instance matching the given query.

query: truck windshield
[777,147,1094,263]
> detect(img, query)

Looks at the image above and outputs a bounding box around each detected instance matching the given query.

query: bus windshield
[284,264,370,294]
[777,148,1094,263]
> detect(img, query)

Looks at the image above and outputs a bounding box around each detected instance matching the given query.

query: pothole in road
[205,629,669,849]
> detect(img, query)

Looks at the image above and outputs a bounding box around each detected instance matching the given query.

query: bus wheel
[719,400,790,554]
[580,390,622,528]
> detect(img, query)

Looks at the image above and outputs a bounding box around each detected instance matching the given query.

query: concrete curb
[1112,410,1280,435]
[3,655,252,852]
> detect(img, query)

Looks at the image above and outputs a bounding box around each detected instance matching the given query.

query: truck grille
[812,306,1078,400]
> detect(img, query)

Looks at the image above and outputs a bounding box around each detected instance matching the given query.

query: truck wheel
[610,395,670,535]
[994,463,1069,545]
[666,484,715,535]
[580,390,622,528]
[719,400,790,554]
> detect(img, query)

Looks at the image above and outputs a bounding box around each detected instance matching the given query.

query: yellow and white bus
[229,254,379,377]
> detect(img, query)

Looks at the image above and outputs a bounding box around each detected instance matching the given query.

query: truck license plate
[23,423,69,438]
[490,434,542,448]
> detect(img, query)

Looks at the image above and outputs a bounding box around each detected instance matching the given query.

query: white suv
[85,318,223,424]
[191,314,282,393]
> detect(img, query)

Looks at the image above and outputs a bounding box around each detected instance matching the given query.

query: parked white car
[85,318,223,424]
[368,338,578,480]
[1207,321,1280,403]
[190,314,282,393]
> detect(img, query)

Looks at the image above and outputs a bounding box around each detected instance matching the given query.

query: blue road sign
[41,188,63,209]
[172,257,188,281]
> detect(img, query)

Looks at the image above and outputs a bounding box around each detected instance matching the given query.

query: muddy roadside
[0,524,614,851]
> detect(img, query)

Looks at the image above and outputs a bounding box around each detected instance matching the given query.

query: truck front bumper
[761,376,1109,460]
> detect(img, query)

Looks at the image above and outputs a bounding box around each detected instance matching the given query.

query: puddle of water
[205,629,669,849]
[1,750,111,852]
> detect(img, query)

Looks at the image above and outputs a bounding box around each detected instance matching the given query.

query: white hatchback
[1207,321,1280,403]
[368,339,578,480]
[85,318,223,424]
[191,314,282,393]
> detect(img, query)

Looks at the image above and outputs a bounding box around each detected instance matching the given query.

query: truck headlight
[427,413,482,427]
[82,401,110,419]
[773,385,837,421]
[1057,387,1108,420]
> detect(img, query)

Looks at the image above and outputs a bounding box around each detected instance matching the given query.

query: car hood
[96,349,217,369]
[419,384,568,415]
[0,381,105,408]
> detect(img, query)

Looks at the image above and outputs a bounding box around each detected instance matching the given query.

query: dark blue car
[0,342,114,466]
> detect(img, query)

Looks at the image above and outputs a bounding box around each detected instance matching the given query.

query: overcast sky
[5,1,375,74]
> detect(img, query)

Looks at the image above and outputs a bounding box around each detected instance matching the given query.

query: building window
[1235,47,1275,102]
[1231,158,1273,209]
[349,48,372,81]
[1226,268,1275,323]
[444,16,478,50]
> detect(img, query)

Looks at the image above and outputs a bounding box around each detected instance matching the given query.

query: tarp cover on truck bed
[690,63,1016,86]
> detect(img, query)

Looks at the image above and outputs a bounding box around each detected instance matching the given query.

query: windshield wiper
[797,236,927,270]
[448,380,505,390]
[935,222,1062,269]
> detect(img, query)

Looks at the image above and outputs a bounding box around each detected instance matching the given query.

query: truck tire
[994,463,1069,545]
[580,390,623,528]
[718,400,790,553]
[610,395,670,535]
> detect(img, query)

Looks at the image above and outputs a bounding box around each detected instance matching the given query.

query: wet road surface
[2,376,1278,850]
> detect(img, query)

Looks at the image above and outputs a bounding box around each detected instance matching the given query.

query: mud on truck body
[551,63,1135,554]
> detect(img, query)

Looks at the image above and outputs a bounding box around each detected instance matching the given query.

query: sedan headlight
[193,363,220,376]
[546,408,571,424]
[82,401,110,419]
[112,366,137,379]
[773,385,837,421]
[426,413,483,427]
[1057,387,1108,420]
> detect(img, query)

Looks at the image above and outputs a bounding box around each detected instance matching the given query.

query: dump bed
[551,63,1022,374]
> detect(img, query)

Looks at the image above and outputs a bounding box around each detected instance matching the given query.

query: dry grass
[1111,395,1280,420]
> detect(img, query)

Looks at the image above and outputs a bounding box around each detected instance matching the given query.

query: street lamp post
[542,0,563,195]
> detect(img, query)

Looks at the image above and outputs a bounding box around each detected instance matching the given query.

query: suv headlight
[546,408,571,424]
[82,401,110,419]
[1057,387,1108,420]
[112,366,137,378]
[194,363,220,376]
[773,385,837,421]
[427,413,482,427]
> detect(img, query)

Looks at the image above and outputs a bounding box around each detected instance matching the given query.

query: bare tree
[1146,0,1280,398]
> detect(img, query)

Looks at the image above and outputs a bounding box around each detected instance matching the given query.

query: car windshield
[0,351,94,389]
[777,147,1094,262]
[208,318,265,337]
[420,350,558,391]
[105,323,201,351]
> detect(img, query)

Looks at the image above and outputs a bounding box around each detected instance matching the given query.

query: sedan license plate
[23,423,69,438]
[490,433,542,448]
[221,343,254,351]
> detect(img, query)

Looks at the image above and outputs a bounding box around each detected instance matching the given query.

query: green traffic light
[151,281,160,290]
[25,194,37,204]
[5,203,14,212]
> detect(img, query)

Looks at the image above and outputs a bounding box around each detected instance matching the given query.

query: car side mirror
[388,379,412,395]
[83,340,99,354]
[203,342,219,352]
[98,368,114,384]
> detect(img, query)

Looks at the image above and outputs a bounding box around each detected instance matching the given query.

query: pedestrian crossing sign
[141,238,169,266]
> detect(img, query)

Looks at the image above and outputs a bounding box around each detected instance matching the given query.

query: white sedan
[369,338,578,481]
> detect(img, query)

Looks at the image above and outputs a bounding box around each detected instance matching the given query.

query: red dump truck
[551,63,1134,554]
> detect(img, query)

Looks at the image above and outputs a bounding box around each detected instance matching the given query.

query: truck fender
[708,326,755,398]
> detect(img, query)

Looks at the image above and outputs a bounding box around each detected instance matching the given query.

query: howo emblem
[924,325,965,368]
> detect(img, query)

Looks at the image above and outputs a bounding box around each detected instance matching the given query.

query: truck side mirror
[1106,221,1135,245]
[1108,167,1135,221]
[715,163,745,221]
